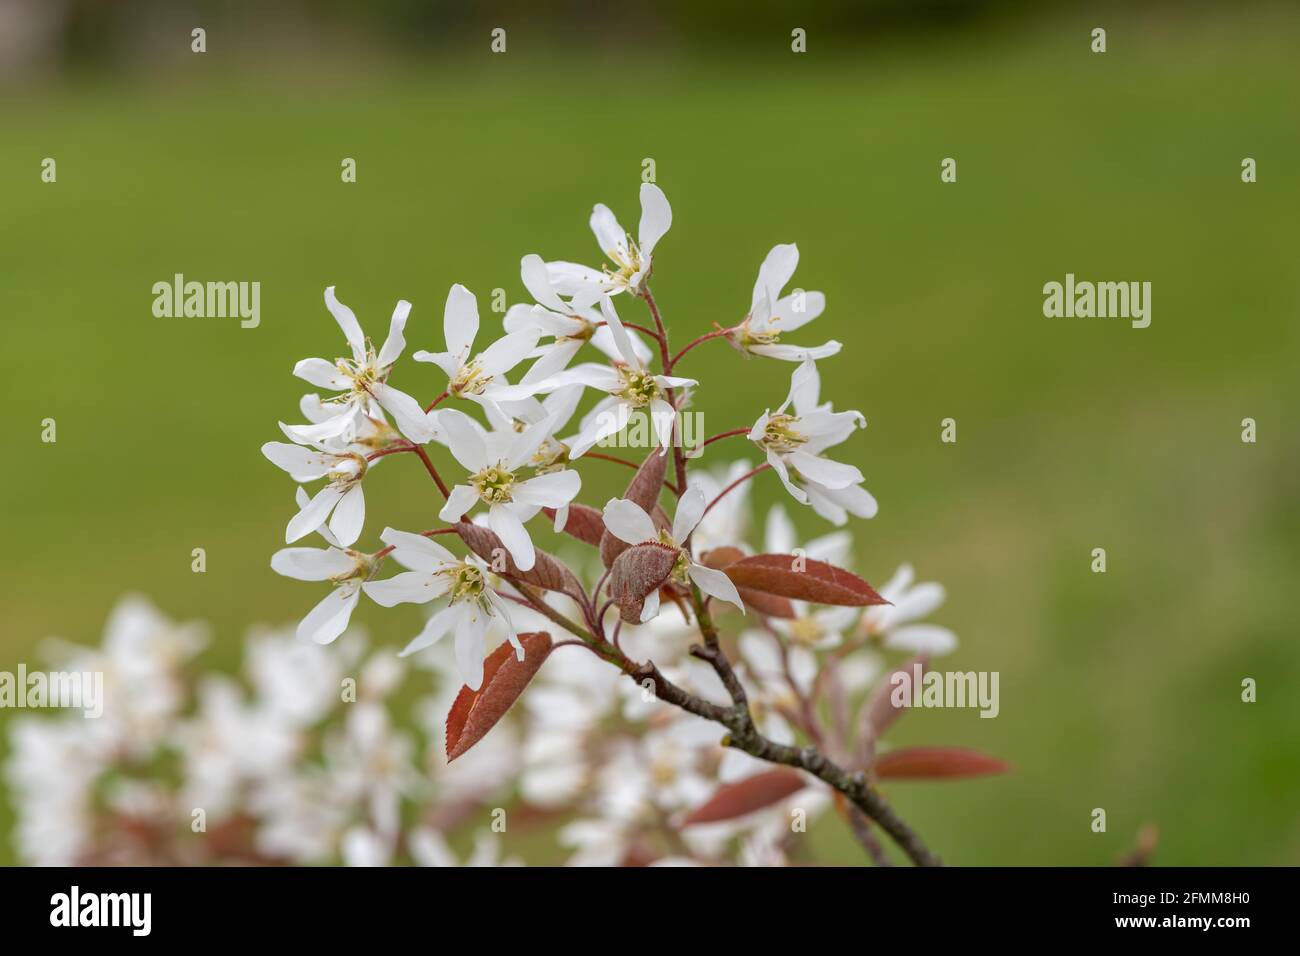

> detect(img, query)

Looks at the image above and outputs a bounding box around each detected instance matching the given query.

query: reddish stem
[413,445,451,498]
[584,451,640,471]
[668,328,730,371]
[702,427,750,448]
[598,319,661,342]
[366,443,415,462]
[423,391,449,413]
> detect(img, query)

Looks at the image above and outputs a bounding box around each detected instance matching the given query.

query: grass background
[2,4,1297,864]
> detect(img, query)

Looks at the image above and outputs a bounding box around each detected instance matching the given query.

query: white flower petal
[512,470,581,508]
[892,582,947,624]
[885,624,958,656]
[438,484,480,524]
[378,527,459,570]
[286,484,345,543]
[639,587,661,623]
[748,341,843,362]
[589,204,628,262]
[262,442,335,481]
[324,286,365,359]
[293,357,350,391]
[772,290,826,333]
[598,297,639,368]
[672,485,707,542]
[377,299,411,368]
[443,284,480,362]
[637,183,672,257]
[650,398,676,454]
[363,570,451,607]
[601,497,657,545]
[399,604,461,657]
[370,383,437,444]
[479,329,542,378]
[271,546,354,581]
[766,449,809,505]
[520,254,566,312]
[454,612,489,690]
[437,409,488,472]
[688,563,745,612]
[750,244,799,312]
[328,483,366,546]
[298,585,360,645]
[488,505,535,571]
[787,450,863,490]
[568,399,631,458]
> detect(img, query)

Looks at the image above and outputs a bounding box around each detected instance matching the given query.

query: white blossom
[504,253,652,384]
[751,358,868,509]
[546,183,672,299]
[262,441,369,546]
[270,545,374,645]
[361,528,520,690]
[433,410,582,570]
[283,287,438,446]
[733,243,840,361]
[861,564,958,655]
[501,297,695,458]
[413,283,539,406]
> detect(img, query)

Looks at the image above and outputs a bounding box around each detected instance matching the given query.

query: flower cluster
[3,596,519,866]
[251,181,1001,865]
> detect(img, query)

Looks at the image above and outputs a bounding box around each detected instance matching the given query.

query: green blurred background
[2,0,1297,865]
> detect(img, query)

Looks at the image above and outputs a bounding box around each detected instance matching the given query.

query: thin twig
[702,463,770,518]
[668,327,730,371]
[413,445,450,498]
[701,427,750,448]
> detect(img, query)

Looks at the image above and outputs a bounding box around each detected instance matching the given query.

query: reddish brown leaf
[544,503,605,548]
[446,631,552,762]
[680,769,807,826]
[608,543,678,623]
[736,586,797,618]
[873,746,1010,780]
[600,450,668,567]
[699,546,746,570]
[455,522,582,597]
[696,548,794,616]
[722,553,887,607]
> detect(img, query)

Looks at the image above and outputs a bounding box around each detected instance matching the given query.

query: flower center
[649,757,678,786]
[739,318,781,347]
[531,438,570,474]
[451,359,491,396]
[759,413,807,454]
[332,550,375,584]
[603,237,643,288]
[471,464,516,505]
[787,615,824,647]
[617,367,660,408]
[328,453,367,487]
[558,319,596,344]
[444,562,486,604]
[332,342,384,404]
